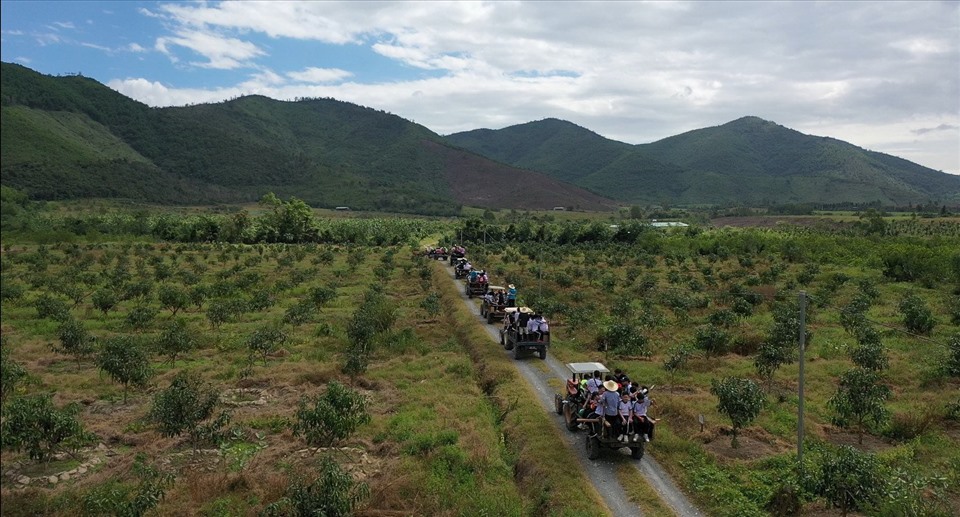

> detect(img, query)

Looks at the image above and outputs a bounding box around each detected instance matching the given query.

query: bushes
[292,381,370,448]
[808,445,885,515]
[1,394,90,461]
[263,456,369,517]
[828,368,891,444]
[594,321,652,357]
[710,377,765,448]
[149,371,228,448]
[898,293,936,335]
[695,324,731,356]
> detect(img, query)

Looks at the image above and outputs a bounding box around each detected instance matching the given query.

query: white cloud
[155,29,266,69]
[80,42,111,52]
[241,70,287,89]
[107,0,958,174]
[127,43,147,53]
[287,67,353,83]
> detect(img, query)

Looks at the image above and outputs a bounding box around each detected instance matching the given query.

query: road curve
[447,264,703,517]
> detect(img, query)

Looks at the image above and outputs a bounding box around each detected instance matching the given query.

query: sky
[2,1,959,175]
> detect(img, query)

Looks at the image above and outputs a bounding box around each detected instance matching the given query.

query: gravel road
[447,266,703,517]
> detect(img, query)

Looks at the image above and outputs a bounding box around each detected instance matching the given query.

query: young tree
[1,394,89,461]
[694,324,730,357]
[663,344,693,386]
[91,288,118,316]
[419,292,441,320]
[156,319,196,365]
[149,371,228,448]
[81,453,174,516]
[828,367,891,444]
[710,377,765,448]
[1,336,27,404]
[247,325,287,365]
[96,336,152,403]
[125,304,158,332]
[292,381,371,448]
[754,342,792,391]
[263,457,369,517]
[53,318,96,366]
[898,293,936,335]
[157,284,190,316]
[849,327,889,371]
[343,286,396,375]
[813,445,885,516]
[34,293,70,322]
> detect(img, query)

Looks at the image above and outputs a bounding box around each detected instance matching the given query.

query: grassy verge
[432,262,610,516]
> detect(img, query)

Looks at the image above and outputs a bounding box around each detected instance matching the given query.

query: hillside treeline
[1,190,442,246]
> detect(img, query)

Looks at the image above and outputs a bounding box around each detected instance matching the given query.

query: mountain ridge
[0,62,614,214]
[447,115,960,205]
[4,61,957,210]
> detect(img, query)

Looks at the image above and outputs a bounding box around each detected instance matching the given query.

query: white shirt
[526,318,539,333]
[634,398,652,417]
[586,377,603,393]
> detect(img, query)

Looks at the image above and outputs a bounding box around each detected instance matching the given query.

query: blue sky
[2,1,958,175]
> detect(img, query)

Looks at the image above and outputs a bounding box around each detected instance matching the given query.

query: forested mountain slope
[447,116,960,205]
[1,63,614,213]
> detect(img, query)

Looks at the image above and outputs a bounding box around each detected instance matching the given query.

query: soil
[817,423,893,453]
[701,427,791,461]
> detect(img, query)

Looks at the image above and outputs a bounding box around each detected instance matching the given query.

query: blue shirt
[600,390,620,416]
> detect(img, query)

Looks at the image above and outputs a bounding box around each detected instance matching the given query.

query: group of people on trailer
[455,259,472,273]
[573,369,656,443]
[468,268,489,284]
[502,305,550,342]
[450,245,466,257]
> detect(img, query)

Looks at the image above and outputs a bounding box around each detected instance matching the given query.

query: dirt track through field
[446,264,703,517]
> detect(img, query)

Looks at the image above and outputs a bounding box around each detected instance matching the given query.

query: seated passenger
[526,314,540,340]
[537,316,549,342]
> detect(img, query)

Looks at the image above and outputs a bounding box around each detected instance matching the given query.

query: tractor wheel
[514,345,521,359]
[538,347,547,360]
[554,394,563,415]
[586,435,601,460]
[631,442,645,460]
[487,312,494,324]
[564,406,579,432]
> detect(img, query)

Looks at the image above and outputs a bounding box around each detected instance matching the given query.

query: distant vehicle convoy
[441,245,651,463]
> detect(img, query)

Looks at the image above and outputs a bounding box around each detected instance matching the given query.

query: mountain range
[3,62,958,214]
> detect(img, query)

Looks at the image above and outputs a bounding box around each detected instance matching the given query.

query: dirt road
[447,266,703,517]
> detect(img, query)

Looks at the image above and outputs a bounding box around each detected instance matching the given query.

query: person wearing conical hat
[599,379,622,439]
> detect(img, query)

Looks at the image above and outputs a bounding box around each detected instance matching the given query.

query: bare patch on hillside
[423,140,618,211]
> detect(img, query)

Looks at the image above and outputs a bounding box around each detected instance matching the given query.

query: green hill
[1,63,614,214]
[447,116,960,206]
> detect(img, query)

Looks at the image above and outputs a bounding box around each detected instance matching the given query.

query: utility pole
[797,290,807,464]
